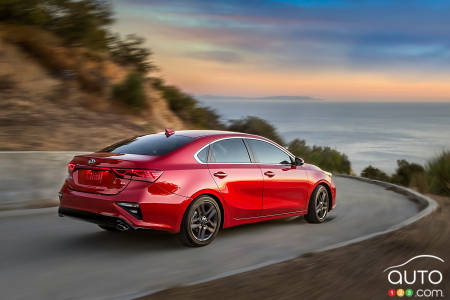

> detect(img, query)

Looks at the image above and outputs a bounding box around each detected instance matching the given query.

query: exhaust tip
[116,222,130,231]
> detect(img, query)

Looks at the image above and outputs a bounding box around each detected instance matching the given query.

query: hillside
[0,25,184,151]
[0,21,352,175]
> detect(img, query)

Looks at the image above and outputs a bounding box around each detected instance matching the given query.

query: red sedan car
[59,130,336,246]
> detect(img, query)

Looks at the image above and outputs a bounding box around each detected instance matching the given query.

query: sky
[111,0,450,101]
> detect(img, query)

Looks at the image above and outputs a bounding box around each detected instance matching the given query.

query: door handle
[264,171,275,177]
[213,171,227,178]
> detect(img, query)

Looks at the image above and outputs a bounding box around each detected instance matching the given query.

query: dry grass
[1,24,122,94]
[0,25,184,150]
[0,74,16,91]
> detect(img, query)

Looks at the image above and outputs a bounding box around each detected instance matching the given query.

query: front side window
[247,139,292,164]
[100,134,194,156]
[210,139,251,163]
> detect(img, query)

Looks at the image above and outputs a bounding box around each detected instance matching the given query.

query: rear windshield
[100,134,194,156]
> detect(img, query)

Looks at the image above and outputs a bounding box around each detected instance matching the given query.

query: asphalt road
[0,177,419,300]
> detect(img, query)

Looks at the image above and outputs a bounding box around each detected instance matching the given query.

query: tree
[228,116,285,145]
[112,72,146,110]
[0,0,50,26]
[289,139,351,174]
[109,34,155,73]
[153,79,225,129]
[1,0,155,72]
[391,159,425,186]
[361,165,391,182]
[0,0,114,50]
[288,139,309,156]
[48,0,114,49]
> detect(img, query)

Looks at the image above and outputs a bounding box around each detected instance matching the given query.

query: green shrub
[360,151,449,196]
[426,151,450,196]
[109,34,154,73]
[409,172,429,194]
[227,118,352,173]
[391,159,425,186]
[361,165,391,182]
[0,0,51,26]
[289,139,351,174]
[112,72,146,110]
[228,116,285,145]
[153,80,225,129]
[190,106,224,130]
[158,85,196,116]
[0,0,113,50]
[1,1,151,71]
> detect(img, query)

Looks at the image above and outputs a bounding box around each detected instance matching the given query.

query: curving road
[0,177,419,300]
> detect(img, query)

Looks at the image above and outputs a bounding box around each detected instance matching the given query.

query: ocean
[197,100,450,174]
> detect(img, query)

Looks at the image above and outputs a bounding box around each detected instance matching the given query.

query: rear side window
[211,139,251,163]
[100,134,194,156]
[247,139,292,164]
[196,146,209,163]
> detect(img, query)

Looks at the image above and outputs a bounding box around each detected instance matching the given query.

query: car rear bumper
[59,180,190,233]
[58,207,136,230]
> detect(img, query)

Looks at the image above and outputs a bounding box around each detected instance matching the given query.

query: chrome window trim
[195,145,210,164]
[193,136,295,165]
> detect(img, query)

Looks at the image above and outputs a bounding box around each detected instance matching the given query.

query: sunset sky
[112,0,450,101]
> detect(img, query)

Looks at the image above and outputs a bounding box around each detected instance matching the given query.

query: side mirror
[294,157,304,166]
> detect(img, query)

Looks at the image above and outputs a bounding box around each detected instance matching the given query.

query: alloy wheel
[315,189,329,220]
[189,201,219,241]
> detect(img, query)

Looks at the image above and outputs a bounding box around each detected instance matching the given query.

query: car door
[246,138,310,215]
[207,138,263,219]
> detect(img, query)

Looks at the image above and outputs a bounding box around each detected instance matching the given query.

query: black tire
[305,185,330,223]
[98,225,120,232]
[178,195,221,247]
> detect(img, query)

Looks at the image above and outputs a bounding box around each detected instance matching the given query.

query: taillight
[68,163,76,175]
[112,168,163,182]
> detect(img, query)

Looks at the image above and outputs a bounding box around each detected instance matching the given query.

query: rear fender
[176,189,229,232]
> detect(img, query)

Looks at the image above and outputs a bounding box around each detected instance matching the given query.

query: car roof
[159,130,263,139]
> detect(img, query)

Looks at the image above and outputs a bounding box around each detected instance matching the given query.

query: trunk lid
[66,153,158,195]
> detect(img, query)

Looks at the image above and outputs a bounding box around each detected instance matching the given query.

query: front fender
[307,170,336,210]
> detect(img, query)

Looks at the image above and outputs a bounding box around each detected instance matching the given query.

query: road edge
[128,175,438,300]
[0,207,57,218]
[317,175,438,252]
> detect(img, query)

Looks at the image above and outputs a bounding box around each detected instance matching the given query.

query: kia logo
[88,158,96,165]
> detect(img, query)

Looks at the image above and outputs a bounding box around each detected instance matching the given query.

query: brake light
[68,163,76,175]
[112,168,163,182]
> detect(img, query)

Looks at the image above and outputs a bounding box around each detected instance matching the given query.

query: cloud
[186,50,243,63]
[112,0,450,100]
